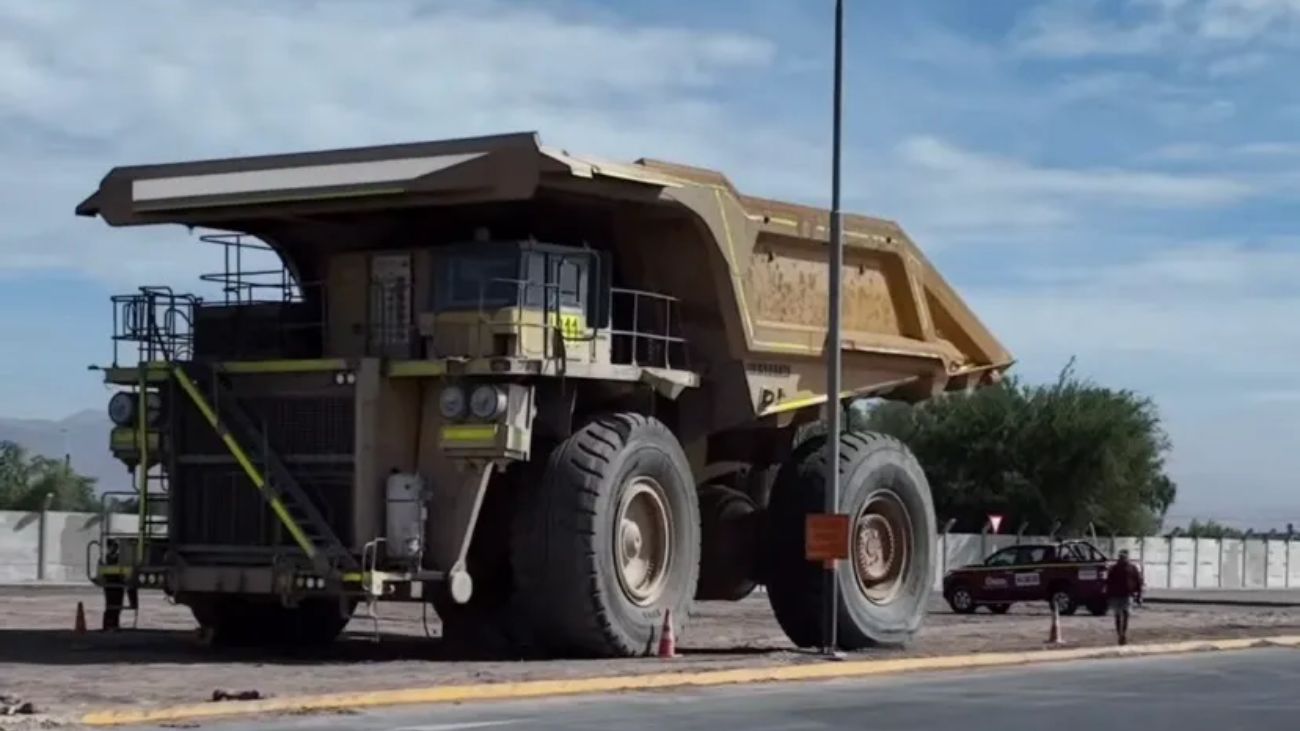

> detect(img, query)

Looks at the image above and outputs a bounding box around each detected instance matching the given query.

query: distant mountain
[0,410,131,495]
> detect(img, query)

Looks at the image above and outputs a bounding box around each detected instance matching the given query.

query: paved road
[147,648,1300,731]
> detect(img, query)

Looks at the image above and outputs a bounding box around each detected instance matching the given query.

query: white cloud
[900,137,1249,205]
[1011,0,1300,62]
[875,136,1253,241]
[0,0,800,284]
[1199,0,1300,40]
[972,241,1300,373]
[1010,2,1175,58]
[1206,51,1270,76]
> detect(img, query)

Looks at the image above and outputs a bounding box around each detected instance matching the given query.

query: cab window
[985,548,1020,567]
[1022,546,1050,564]
[1058,544,1085,562]
[435,251,522,310]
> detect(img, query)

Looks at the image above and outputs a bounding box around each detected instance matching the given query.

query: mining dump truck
[77,132,1012,657]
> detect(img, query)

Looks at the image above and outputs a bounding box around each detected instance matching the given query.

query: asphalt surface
[139,647,1300,731]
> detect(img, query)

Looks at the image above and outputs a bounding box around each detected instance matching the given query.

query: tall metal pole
[822,0,845,658]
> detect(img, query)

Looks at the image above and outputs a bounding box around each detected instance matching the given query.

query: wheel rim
[1054,592,1070,610]
[953,589,971,610]
[614,476,672,606]
[851,490,911,605]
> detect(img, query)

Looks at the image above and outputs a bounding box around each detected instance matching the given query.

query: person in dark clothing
[1106,549,1144,645]
[101,540,138,631]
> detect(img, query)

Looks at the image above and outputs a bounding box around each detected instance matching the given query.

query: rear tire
[765,431,936,649]
[1050,585,1079,616]
[512,413,700,657]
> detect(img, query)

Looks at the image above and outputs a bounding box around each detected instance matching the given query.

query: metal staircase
[170,362,359,578]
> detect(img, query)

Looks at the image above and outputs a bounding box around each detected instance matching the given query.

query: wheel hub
[855,514,895,582]
[614,477,672,606]
[850,491,911,605]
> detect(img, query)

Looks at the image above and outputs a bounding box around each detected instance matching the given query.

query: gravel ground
[2,585,1298,723]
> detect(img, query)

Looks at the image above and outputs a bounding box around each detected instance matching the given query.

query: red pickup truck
[942,540,1121,616]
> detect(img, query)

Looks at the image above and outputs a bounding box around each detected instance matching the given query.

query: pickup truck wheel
[1050,586,1079,616]
[947,586,977,615]
[765,431,936,649]
[989,603,1011,615]
[512,413,700,658]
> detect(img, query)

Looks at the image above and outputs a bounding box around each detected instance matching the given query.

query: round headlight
[108,392,137,427]
[469,385,507,419]
[439,386,467,420]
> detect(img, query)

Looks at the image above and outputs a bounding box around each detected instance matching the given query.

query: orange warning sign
[805,513,851,565]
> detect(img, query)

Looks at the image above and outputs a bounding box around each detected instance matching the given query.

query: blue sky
[2,0,1298,526]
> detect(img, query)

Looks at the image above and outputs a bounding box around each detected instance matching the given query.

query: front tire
[512,413,701,657]
[947,586,977,615]
[765,431,937,649]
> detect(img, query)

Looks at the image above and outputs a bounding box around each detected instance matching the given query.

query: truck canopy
[78,131,1012,406]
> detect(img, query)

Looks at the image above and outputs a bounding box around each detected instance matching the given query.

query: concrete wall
[933,532,1300,591]
[6,510,1300,593]
[0,510,137,583]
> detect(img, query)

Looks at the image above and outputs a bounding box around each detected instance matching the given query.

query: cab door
[977,547,1022,602]
[1009,545,1051,601]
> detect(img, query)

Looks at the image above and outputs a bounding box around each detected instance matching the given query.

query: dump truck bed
[77,131,1012,424]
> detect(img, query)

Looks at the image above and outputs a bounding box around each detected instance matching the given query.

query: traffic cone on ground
[74,601,87,635]
[657,609,677,659]
[1046,602,1063,645]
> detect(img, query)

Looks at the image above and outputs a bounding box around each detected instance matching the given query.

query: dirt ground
[2,585,1299,723]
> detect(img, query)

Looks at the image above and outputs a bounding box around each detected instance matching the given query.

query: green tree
[859,361,1176,536]
[1182,519,1245,539]
[0,439,99,512]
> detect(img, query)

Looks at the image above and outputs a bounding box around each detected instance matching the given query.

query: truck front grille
[171,391,355,557]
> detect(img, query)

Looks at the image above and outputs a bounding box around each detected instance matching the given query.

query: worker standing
[1106,549,1144,645]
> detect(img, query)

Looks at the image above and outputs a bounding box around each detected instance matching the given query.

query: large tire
[512,413,700,657]
[765,431,936,650]
[696,484,759,601]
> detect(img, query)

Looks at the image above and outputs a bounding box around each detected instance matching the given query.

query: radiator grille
[171,389,355,555]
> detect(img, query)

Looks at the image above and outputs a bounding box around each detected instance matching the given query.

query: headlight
[469,384,507,419]
[439,386,467,420]
[108,392,137,427]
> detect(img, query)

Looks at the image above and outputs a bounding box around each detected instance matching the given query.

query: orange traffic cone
[1046,602,1063,645]
[657,609,677,659]
[74,601,87,635]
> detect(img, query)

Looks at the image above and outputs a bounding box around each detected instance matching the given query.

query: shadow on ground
[0,628,797,666]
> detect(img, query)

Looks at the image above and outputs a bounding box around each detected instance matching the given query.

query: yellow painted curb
[81,635,1300,727]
